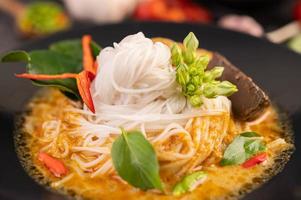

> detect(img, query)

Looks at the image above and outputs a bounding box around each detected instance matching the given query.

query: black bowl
[0,22,301,200]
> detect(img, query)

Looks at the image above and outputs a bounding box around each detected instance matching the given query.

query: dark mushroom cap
[208,52,270,122]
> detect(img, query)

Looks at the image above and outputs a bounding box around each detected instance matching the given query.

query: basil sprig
[172,171,207,196]
[171,32,238,107]
[111,128,163,190]
[0,39,101,98]
[220,132,266,166]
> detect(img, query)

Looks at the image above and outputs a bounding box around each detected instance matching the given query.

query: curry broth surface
[23,89,291,200]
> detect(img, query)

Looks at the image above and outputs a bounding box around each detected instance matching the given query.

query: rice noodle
[34,33,244,181]
[51,173,75,188]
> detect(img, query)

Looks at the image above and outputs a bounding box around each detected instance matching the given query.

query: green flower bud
[171,44,182,66]
[191,75,202,86]
[215,81,238,96]
[203,81,238,98]
[186,83,196,94]
[183,32,199,51]
[210,66,224,79]
[203,67,224,82]
[176,63,190,86]
[195,56,209,69]
[188,64,199,76]
[183,50,195,64]
[189,95,203,107]
[195,88,202,95]
[203,83,217,98]
[174,32,238,108]
[203,71,212,83]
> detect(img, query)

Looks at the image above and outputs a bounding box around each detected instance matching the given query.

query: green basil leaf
[27,50,82,97]
[50,39,101,61]
[220,136,247,166]
[244,139,266,156]
[111,128,163,190]
[28,50,82,74]
[50,40,83,61]
[240,132,260,137]
[91,41,102,57]
[1,51,30,62]
[1,39,102,98]
[220,132,266,166]
[172,171,207,196]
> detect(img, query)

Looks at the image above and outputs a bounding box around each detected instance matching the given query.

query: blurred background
[1,0,301,53]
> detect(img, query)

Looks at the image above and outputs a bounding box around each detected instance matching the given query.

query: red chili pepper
[38,152,68,177]
[242,152,267,168]
[294,1,301,20]
[76,71,95,113]
[82,35,96,75]
[16,71,96,113]
[15,35,97,113]
[94,61,98,73]
[15,73,77,80]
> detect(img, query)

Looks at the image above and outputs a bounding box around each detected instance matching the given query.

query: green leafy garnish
[0,39,101,98]
[50,39,101,62]
[220,132,266,166]
[171,32,238,107]
[18,2,70,35]
[1,51,30,62]
[172,171,207,196]
[111,128,163,190]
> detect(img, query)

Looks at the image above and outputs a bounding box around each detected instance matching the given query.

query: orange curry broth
[22,89,291,200]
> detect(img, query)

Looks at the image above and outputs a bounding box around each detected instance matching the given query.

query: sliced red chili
[16,35,98,113]
[38,152,68,178]
[15,73,77,80]
[76,71,95,113]
[16,71,96,113]
[82,35,96,75]
[242,152,267,168]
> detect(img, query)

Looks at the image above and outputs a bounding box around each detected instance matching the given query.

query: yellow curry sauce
[21,89,292,200]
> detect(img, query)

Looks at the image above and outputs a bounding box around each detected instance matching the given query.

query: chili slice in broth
[242,153,268,168]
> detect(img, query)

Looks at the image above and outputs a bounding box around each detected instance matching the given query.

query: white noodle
[36,32,235,180]
[72,147,110,154]
[91,160,113,177]
[51,173,74,188]
[72,154,106,169]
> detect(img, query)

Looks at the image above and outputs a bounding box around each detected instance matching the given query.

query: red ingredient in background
[294,1,301,20]
[134,0,212,23]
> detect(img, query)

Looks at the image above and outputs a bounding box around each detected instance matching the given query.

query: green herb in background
[18,2,71,36]
[172,171,207,196]
[111,128,163,190]
[220,132,266,166]
[172,32,238,107]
